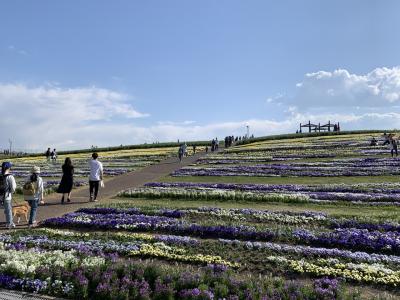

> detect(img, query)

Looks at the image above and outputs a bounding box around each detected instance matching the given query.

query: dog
[12,203,30,224]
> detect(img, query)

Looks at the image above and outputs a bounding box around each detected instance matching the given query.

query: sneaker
[93,199,98,202]
[7,224,16,229]
[28,221,38,228]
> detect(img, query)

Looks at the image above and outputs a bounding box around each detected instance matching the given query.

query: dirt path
[0,151,206,228]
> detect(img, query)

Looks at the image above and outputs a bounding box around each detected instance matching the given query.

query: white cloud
[157,120,196,126]
[0,83,148,151]
[7,45,28,56]
[286,67,400,109]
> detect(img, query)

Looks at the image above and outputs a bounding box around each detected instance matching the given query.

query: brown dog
[12,203,30,224]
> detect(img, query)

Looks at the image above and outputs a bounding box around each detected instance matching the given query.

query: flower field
[0,227,361,299]
[4,132,400,299]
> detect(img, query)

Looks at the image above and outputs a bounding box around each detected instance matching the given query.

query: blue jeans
[28,200,38,225]
[3,200,14,227]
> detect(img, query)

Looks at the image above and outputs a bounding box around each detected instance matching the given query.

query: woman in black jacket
[57,157,74,204]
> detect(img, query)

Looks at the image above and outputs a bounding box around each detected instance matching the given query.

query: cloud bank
[2,67,400,151]
[290,67,400,109]
[0,83,148,151]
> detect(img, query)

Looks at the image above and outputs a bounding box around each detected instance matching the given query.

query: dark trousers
[89,180,100,200]
[392,147,398,157]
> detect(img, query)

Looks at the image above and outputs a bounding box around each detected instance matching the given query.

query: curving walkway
[0,151,207,228]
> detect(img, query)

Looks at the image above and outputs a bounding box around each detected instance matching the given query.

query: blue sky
[1,1,400,150]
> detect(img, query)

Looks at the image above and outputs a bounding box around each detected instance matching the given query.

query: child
[23,166,44,228]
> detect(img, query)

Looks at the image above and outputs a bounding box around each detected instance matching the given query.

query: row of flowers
[119,185,400,205]
[0,243,105,278]
[85,205,328,225]
[266,255,400,286]
[220,239,400,266]
[0,232,237,267]
[144,181,400,196]
[42,211,278,241]
[294,228,400,254]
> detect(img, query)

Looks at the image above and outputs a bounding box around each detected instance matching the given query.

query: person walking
[45,148,51,162]
[23,166,44,228]
[1,162,16,229]
[389,135,398,157]
[192,145,196,154]
[183,142,188,157]
[57,157,74,204]
[89,152,103,202]
[178,146,184,162]
[51,149,57,162]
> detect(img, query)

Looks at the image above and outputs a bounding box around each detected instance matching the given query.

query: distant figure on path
[23,166,44,228]
[50,149,57,162]
[205,146,208,153]
[211,139,216,152]
[89,152,103,202]
[1,162,16,229]
[193,145,196,154]
[183,143,188,157]
[178,146,184,162]
[57,157,74,204]
[370,137,377,146]
[45,148,51,162]
[389,135,398,157]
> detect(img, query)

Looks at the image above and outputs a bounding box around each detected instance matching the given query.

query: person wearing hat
[24,166,44,228]
[1,162,16,229]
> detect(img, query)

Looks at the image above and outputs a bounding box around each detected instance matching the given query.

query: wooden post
[318,123,321,132]
[308,120,311,133]
[328,120,331,132]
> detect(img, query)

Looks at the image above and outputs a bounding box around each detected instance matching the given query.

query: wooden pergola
[299,121,340,133]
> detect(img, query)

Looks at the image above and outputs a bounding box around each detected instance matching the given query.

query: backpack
[0,174,10,200]
[23,181,37,197]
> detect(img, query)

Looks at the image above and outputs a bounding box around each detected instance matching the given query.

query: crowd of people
[0,152,103,229]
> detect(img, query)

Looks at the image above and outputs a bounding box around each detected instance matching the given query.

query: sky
[1,0,400,151]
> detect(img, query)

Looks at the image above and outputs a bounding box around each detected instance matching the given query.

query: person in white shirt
[1,162,17,229]
[89,152,103,202]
